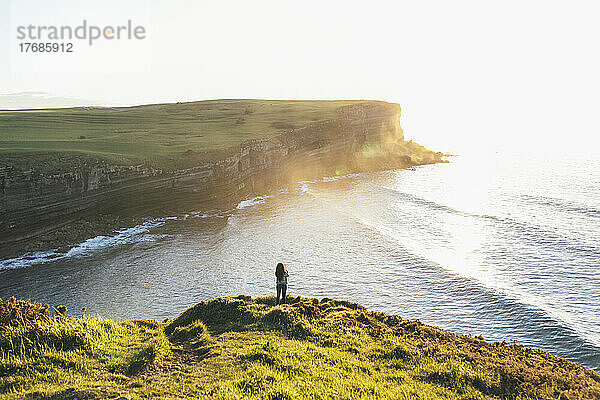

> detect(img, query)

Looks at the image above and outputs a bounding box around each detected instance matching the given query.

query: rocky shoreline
[1,101,444,260]
[1,158,442,261]
[0,214,145,260]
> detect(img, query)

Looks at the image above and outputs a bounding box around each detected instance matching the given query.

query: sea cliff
[0,100,442,257]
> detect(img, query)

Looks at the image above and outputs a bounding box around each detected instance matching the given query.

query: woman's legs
[276,285,282,305]
[281,285,287,304]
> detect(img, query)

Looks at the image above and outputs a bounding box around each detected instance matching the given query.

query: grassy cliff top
[0,99,385,171]
[1,295,599,400]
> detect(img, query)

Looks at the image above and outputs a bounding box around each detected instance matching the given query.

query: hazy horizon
[2,0,600,155]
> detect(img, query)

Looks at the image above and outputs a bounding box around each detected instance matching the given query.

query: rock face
[0,102,441,247]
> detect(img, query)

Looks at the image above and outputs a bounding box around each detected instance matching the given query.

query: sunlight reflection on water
[1,152,599,370]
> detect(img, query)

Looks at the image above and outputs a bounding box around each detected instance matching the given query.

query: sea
[1,151,599,371]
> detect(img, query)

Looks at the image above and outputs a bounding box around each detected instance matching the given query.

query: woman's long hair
[275,262,286,281]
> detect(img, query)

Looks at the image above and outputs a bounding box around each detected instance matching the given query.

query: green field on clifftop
[0,100,371,170]
[1,296,599,400]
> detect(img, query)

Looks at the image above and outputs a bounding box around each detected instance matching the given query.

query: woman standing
[275,262,289,305]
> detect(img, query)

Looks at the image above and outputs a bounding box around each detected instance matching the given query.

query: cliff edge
[1,296,599,399]
[0,100,443,256]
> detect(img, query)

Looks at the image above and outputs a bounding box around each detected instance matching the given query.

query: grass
[2,296,598,399]
[0,298,170,399]
[0,99,377,170]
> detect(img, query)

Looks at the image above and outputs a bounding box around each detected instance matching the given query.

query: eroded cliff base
[0,100,444,259]
[0,147,442,259]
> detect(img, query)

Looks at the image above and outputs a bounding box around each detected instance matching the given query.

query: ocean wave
[185,210,226,219]
[320,173,361,183]
[520,194,600,219]
[341,210,600,351]
[0,250,65,271]
[298,181,317,195]
[378,186,599,257]
[298,173,363,194]
[379,186,501,221]
[62,219,170,258]
[0,211,223,271]
[236,195,271,210]
[0,218,170,271]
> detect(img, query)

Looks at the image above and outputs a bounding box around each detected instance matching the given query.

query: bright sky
[1,0,599,155]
